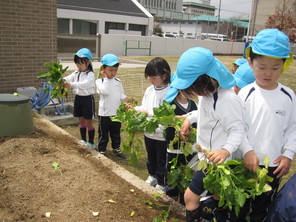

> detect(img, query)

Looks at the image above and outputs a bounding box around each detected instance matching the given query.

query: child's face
[232,64,239,74]
[102,66,118,79]
[76,61,89,72]
[249,56,284,90]
[148,75,167,88]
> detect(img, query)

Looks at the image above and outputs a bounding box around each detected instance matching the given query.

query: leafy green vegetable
[167,157,194,193]
[111,101,196,166]
[37,61,69,99]
[200,157,273,216]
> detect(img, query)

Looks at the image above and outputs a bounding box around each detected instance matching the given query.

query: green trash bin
[0,93,34,137]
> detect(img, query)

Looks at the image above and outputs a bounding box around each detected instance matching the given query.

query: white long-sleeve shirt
[64,70,95,96]
[186,110,199,124]
[197,88,245,158]
[134,84,169,141]
[238,82,296,166]
[96,77,127,116]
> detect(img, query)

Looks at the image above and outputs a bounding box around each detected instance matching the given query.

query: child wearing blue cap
[133,57,171,192]
[231,57,248,74]
[96,54,127,158]
[165,78,198,204]
[237,28,296,221]
[165,47,246,222]
[63,48,96,148]
[233,62,255,94]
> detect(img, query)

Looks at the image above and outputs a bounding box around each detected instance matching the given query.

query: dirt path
[0,116,185,222]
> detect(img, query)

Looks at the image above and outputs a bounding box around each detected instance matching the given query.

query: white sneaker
[145,176,157,186]
[86,142,95,149]
[155,184,166,192]
[80,140,87,145]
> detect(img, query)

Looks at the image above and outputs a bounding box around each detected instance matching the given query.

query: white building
[57,0,153,36]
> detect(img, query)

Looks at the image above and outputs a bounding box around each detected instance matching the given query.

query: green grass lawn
[62,55,296,187]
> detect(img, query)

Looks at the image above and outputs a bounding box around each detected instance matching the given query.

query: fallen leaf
[130,189,135,193]
[108,199,116,203]
[130,210,136,217]
[92,212,99,216]
[45,212,51,218]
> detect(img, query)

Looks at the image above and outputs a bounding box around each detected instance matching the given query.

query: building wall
[251,0,296,35]
[160,20,203,37]
[183,6,215,16]
[0,0,57,93]
[159,20,218,38]
[57,8,153,36]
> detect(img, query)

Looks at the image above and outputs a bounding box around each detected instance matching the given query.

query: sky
[210,0,253,18]
[186,0,253,19]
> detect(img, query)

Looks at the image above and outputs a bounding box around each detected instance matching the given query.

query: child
[96,53,127,158]
[63,48,96,148]
[134,57,171,192]
[238,28,296,221]
[233,62,255,94]
[165,84,198,204]
[266,174,296,222]
[231,57,247,74]
[164,47,246,222]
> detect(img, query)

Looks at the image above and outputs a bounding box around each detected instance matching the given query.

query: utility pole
[217,0,222,36]
[250,0,257,36]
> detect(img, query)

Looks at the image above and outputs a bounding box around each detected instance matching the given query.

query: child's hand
[180,118,190,139]
[273,156,291,178]
[243,150,259,173]
[207,149,230,165]
[125,103,134,110]
[63,82,71,88]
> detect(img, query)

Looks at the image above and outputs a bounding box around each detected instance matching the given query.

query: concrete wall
[99,34,245,57]
[0,0,57,93]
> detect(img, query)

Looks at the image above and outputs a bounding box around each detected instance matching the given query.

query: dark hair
[74,55,93,72]
[102,63,120,69]
[144,57,171,84]
[182,74,219,96]
[249,47,286,63]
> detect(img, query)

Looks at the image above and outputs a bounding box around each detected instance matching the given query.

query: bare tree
[265,1,296,42]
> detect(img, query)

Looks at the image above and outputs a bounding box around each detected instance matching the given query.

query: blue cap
[233,58,248,66]
[233,62,255,89]
[245,29,293,72]
[165,47,235,103]
[76,48,92,60]
[101,54,119,66]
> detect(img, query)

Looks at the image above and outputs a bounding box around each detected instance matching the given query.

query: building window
[57,18,69,34]
[73,19,96,35]
[105,22,125,34]
[129,24,146,35]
